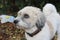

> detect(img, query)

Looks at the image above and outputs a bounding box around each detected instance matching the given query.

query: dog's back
[43,3,60,40]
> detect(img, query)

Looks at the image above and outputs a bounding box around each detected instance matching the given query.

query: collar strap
[26,28,41,37]
[26,25,43,37]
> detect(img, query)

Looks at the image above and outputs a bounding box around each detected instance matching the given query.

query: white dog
[14,3,60,40]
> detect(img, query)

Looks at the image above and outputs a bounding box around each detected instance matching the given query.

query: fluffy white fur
[43,3,60,40]
[14,3,60,40]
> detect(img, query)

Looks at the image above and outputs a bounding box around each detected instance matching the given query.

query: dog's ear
[36,14,46,29]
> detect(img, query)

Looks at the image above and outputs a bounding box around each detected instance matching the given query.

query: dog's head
[14,6,46,30]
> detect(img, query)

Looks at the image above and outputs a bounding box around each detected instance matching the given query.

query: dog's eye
[24,14,29,18]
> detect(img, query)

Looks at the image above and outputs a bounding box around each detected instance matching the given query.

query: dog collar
[26,25,44,37]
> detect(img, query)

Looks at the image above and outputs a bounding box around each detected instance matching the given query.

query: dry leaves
[0,22,26,40]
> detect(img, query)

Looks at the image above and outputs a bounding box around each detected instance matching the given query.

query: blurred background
[0,0,60,40]
[0,0,60,16]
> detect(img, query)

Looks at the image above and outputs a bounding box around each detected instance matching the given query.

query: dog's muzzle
[14,20,19,24]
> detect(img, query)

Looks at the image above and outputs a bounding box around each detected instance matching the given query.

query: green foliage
[0,0,60,15]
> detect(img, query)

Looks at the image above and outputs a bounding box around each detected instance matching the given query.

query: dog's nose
[14,20,19,24]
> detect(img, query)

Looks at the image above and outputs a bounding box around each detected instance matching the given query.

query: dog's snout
[14,20,19,24]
